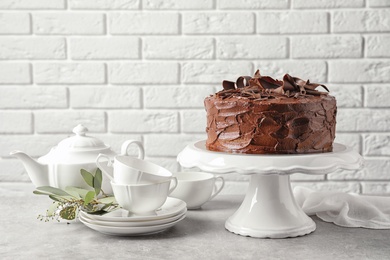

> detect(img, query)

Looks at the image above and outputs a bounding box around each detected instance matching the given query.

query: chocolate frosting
[205,70,337,154]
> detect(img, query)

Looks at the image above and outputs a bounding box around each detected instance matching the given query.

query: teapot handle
[120,140,145,159]
[96,154,114,182]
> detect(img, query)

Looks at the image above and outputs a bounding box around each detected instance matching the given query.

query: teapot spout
[10,151,49,187]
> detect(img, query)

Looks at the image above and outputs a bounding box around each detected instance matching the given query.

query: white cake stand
[177,141,364,239]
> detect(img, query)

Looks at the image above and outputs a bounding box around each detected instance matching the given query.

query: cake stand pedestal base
[177,141,364,239]
[225,174,315,238]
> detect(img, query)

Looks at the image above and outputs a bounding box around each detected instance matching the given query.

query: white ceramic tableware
[178,141,364,175]
[170,172,225,209]
[177,140,364,238]
[79,214,186,236]
[96,155,172,185]
[111,178,178,215]
[10,124,143,194]
[79,209,186,227]
[82,197,186,222]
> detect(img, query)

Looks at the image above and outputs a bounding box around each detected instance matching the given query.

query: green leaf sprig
[34,168,118,222]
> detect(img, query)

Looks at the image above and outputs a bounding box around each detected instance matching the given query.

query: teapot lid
[57,124,109,151]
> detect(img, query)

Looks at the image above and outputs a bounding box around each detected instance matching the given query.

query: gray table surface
[1,183,390,260]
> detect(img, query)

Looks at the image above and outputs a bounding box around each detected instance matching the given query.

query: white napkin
[294,186,390,229]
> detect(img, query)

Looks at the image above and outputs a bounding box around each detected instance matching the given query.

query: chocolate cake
[204,70,337,154]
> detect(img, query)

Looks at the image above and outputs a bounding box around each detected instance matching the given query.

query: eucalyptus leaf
[35,169,120,222]
[80,169,94,188]
[33,190,53,196]
[48,195,71,202]
[97,196,116,204]
[84,191,95,206]
[63,188,80,199]
[47,202,59,217]
[36,186,71,197]
[94,168,102,195]
[59,206,77,220]
[65,186,89,199]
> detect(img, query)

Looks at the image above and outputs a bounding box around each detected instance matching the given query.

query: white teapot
[10,124,144,194]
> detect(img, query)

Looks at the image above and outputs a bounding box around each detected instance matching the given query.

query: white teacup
[111,178,178,215]
[96,154,173,185]
[96,140,145,183]
[170,172,225,209]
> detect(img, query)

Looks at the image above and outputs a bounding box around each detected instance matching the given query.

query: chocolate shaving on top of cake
[220,70,329,99]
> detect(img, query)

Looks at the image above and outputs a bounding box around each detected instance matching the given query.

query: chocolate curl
[283,74,305,94]
[251,71,284,92]
[259,76,283,90]
[236,76,252,88]
[248,70,263,89]
[222,80,236,90]
[283,74,299,92]
[253,69,261,78]
[283,74,329,96]
[305,79,330,92]
[305,89,323,96]
[261,78,284,95]
[221,70,329,98]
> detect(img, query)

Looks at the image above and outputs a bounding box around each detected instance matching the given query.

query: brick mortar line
[0,131,385,136]
[1,180,388,183]
[338,107,390,110]
[2,131,388,135]
[358,134,364,155]
[212,0,217,9]
[102,82,390,85]
[362,82,367,107]
[1,132,389,137]
[5,58,387,61]
[1,34,389,37]
[1,8,389,12]
[1,59,389,64]
[337,132,390,135]
[327,11,332,34]
[3,109,390,114]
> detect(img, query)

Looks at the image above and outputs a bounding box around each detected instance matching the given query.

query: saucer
[81,197,186,222]
[79,214,186,236]
[79,208,187,227]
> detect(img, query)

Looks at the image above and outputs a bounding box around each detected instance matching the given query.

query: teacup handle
[209,176,225,201]
[168,177,178,195]
[120,140,145,159]
[96,154,114,182]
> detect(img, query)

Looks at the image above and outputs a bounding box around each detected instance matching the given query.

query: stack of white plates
[79,197,187,236]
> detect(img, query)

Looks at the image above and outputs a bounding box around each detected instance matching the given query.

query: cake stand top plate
[177,141,364,175]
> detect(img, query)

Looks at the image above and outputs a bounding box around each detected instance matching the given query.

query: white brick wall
[70,37,140,60]
[0,0,389,195]
[33,13,106,35]
[0,37,66,59]
[257,12,329,34]
[34,63,106,84]
[109,13,179,34]
[0,13,31,34]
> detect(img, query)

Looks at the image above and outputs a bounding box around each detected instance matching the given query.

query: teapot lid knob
[73,124,88,136]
